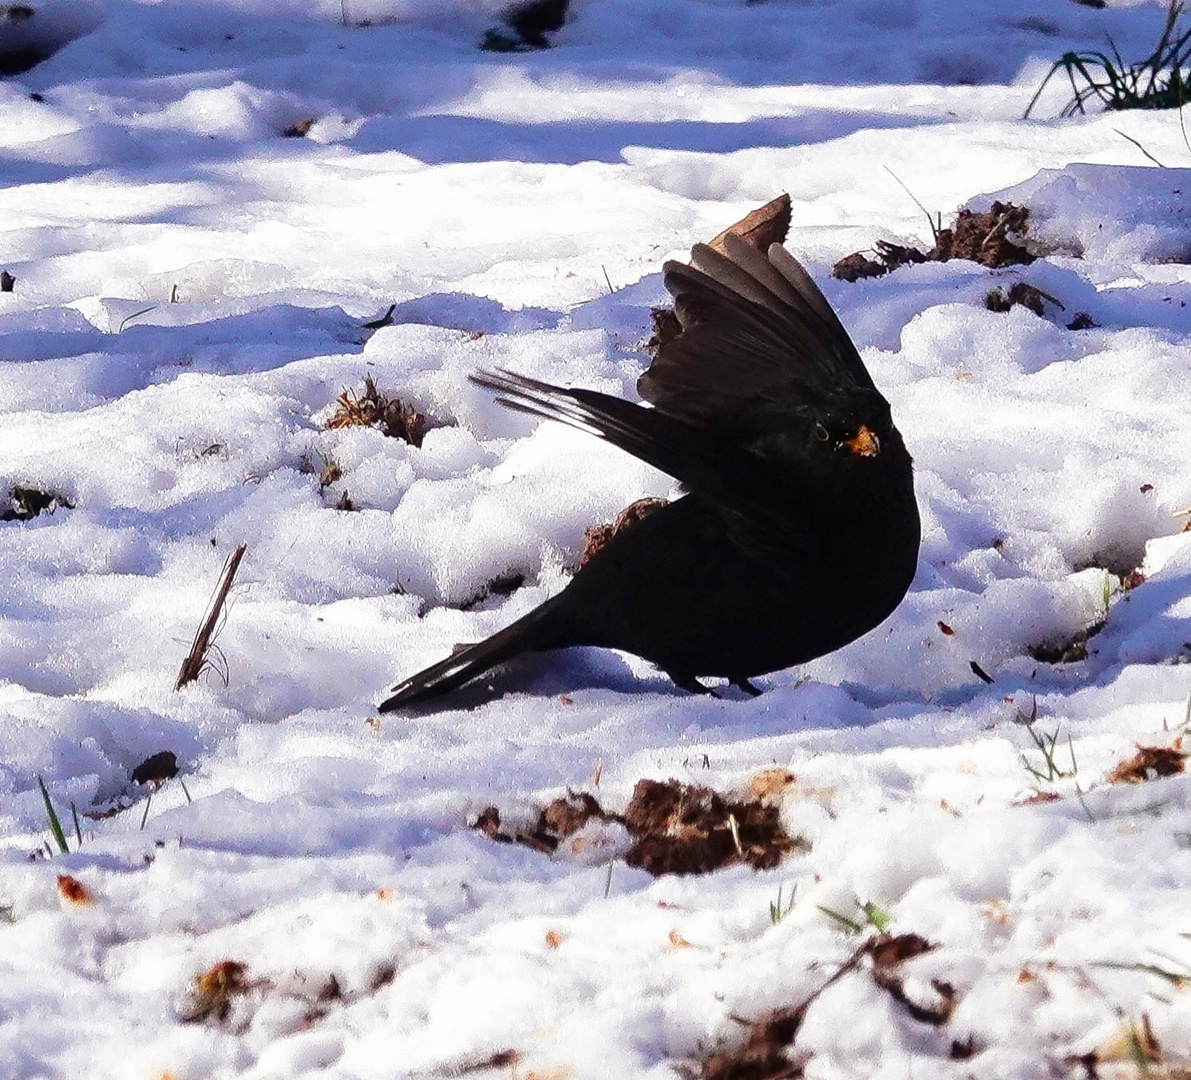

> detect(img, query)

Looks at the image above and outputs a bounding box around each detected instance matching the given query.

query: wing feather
[638,231,878,424]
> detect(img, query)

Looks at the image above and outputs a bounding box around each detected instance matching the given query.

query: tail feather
[378,595,569,711]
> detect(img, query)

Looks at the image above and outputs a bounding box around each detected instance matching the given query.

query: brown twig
[175,544,246,690]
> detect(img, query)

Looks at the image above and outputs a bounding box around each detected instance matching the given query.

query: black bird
[379,216,919,711]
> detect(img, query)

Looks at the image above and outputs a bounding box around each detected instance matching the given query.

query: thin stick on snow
[175,543,246,691]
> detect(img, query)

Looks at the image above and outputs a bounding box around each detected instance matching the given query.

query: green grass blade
[817,905,864,934]
[37,776,69,855]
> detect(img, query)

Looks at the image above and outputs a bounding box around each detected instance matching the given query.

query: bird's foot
[729,677,764,697]
[665,670,720,698]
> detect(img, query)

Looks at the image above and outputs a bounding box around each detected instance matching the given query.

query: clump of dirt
[472,778,805,875]
[936,203,1033,265]
[702,1006,805,1080]
[832,241,927,282]
[1015,788,1062,806]
[282,118,315,137]
[481,0,569,50]
[457,571,526,611]
[325,375,427,447]
[1066,311,1099,330]
[130,750,179,786]
[984,281,1063,317]
[833,202,1034,281]
[1,485,73,522]
[580,497,669,567]
[472,791,609,854]
[1028,619,1106,664]
[623,778,804,874]
[1105,744,1186,784]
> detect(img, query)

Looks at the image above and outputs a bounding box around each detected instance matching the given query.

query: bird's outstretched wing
[638,234,878,427]
[471,231,879,538]
[470,368,807,541]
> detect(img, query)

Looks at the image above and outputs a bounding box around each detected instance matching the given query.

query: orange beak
[843,424,880,457]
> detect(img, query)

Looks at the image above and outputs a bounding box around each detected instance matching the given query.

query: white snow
[3,0,1191,1076]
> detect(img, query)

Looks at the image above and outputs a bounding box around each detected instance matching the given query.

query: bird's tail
[378,594,571,711]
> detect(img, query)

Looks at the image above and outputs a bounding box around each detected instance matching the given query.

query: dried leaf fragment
[867,932,933,968]
[182,960,251,1025]
[1105,744,1186,784]
[457,1049,520,1074]
[57,873,92,905]
[984,900,1010,925]
[669,929,693,949]
[1085,1014,1160,1068]
[707,194,792,256]
[1121,567,1146,590]
[745,768,796,803]
[1016,789,1062,805]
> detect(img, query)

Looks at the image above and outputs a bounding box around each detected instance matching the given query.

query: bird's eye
[814,423,829,442]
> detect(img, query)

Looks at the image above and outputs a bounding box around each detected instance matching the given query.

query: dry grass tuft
[326,375,426,447]
[175,544,246,691]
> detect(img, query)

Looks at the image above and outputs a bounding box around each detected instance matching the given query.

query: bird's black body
[379,219,919,711]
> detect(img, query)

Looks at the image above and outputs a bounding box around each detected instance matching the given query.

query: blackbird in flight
[379,199,919,710]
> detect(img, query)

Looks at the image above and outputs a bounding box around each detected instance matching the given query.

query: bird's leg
[665,670,720,697]
[729,677,763,697]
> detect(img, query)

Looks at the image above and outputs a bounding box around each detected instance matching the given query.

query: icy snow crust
[3,0,1191,1075]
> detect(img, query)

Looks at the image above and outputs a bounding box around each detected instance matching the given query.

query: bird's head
[745,385,907,495]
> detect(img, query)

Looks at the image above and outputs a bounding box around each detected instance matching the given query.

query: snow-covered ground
[3,0,1191,1075]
